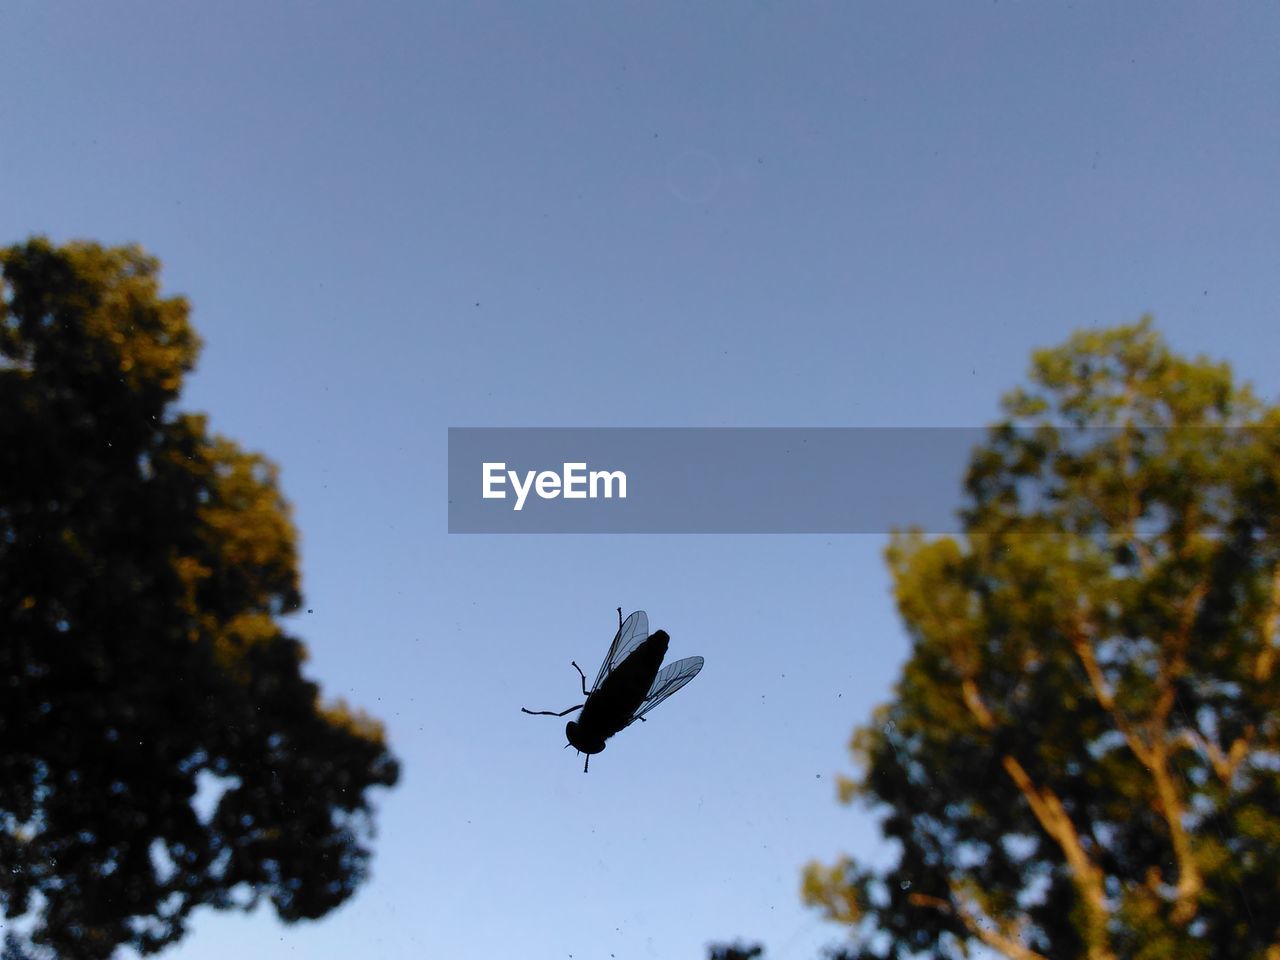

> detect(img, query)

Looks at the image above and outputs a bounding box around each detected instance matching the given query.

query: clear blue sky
[3,4,1279,959]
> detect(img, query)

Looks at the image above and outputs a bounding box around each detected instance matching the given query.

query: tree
[803,320,1280,959]
[708,942,765,960]
[0,238,400,958]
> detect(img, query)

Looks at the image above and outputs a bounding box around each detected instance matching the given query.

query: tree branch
[908,890,1050,960]
[1147,582,1206,923]
[957,663,1114,957]
[999,755,1115,960]
[1067,579,1207,927]
[1174,728,1253,784]
[1258,562,1280,682]
[961,678,997,732]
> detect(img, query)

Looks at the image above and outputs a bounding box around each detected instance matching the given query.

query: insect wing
[590,610,650,692]
[628,655,704,726]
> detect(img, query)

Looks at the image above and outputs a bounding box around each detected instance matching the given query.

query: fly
[521,608,704,772]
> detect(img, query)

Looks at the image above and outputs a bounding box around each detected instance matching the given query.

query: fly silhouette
[522,608,704,772]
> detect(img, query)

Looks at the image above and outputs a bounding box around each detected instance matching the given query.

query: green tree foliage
[708,942,765,960]
[0,238,400,958]
[803,320,1280,960]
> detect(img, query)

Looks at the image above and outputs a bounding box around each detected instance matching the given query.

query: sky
[2,3,1279,959]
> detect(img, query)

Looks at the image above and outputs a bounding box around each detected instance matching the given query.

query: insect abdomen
[577,630,669,740]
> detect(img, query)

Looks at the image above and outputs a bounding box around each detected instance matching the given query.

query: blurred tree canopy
[0,238,400,958]
[708,942,765,960]
[803,321,1280,959]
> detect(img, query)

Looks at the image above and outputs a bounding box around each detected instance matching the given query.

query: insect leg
[520,703,584,717]
[570,660,589,696]
[583,753,590,773]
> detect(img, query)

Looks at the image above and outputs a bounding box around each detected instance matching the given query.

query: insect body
[522,608,704,772]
